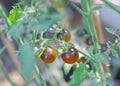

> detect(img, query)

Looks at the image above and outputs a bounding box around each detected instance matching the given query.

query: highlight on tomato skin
[85,36,94,46]
[61,47,79,64]
[36,47,57,63]
[57,29,71,42]
[76,29,87,38]
[43,28,55,39]
[100,43,108,52]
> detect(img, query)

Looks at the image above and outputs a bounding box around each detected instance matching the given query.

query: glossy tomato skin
[57,29,71,42]
[100,44,107,52]
[77,29,87,37]
[43,28,55,38]
[61,47,79,64]
[39,47,57,63]
[86,37,94,46]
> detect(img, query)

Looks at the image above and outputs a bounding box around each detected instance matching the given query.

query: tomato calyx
[77,57,87,63]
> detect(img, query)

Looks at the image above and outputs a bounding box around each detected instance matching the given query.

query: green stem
[34,65,46,86]
[68,0,87,16]
[102,0,120,14]
[17,38,24,46]
[32,30,37,46]
[0,5,11,28]
[0,60,17,86]
[72,0,107,85]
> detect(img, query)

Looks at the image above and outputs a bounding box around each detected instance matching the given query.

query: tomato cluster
[35,25,90,64]
[35,46,79,64]
[42,26,71,42]
[35,24,75,63]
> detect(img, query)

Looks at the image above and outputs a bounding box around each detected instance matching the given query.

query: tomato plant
[0,0,120,86]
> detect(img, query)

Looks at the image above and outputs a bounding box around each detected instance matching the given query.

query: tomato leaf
[111,49,119,58]
[28,13,63,33]
[105,28,116,36]
[101,53,110,60]
[96,81,104,86]
[63,64,73,75]
[18,43,36,82]
[92,54,104,63]
[69,64,87,86]
[8,22,25,39]
[9,4,22,24]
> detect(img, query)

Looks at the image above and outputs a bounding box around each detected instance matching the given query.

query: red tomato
[61,47,79,64]
[36,47,57,63]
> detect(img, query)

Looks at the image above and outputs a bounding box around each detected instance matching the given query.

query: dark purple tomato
[86,36,94,46]
[57,29,71,42]
[100,44,107,52]
[77,29,87,37]
[43,28,55,38]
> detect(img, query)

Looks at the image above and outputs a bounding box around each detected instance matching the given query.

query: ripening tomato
[41,47,57,63]
[100,44,107,52]
[76,29,87,38]
[57,29,71,42]
[85,36,94,46]
[61,47,79,64]
[77,57,87,63]
[43,28,55,38]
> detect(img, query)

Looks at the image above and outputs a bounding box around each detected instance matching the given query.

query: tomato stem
[102,0,120,14]
[0,60,18,86]
[0,5,11,28]
[34,65,46,86]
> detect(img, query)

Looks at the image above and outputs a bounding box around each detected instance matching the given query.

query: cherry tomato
[76,29,87,37]
[43,28,55,38]
[41,47,57,63]
[86,37,94,46]
[100,44,107,52]
[61,47,79,64]
[57,29,71,42]
[77,57,87,63]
